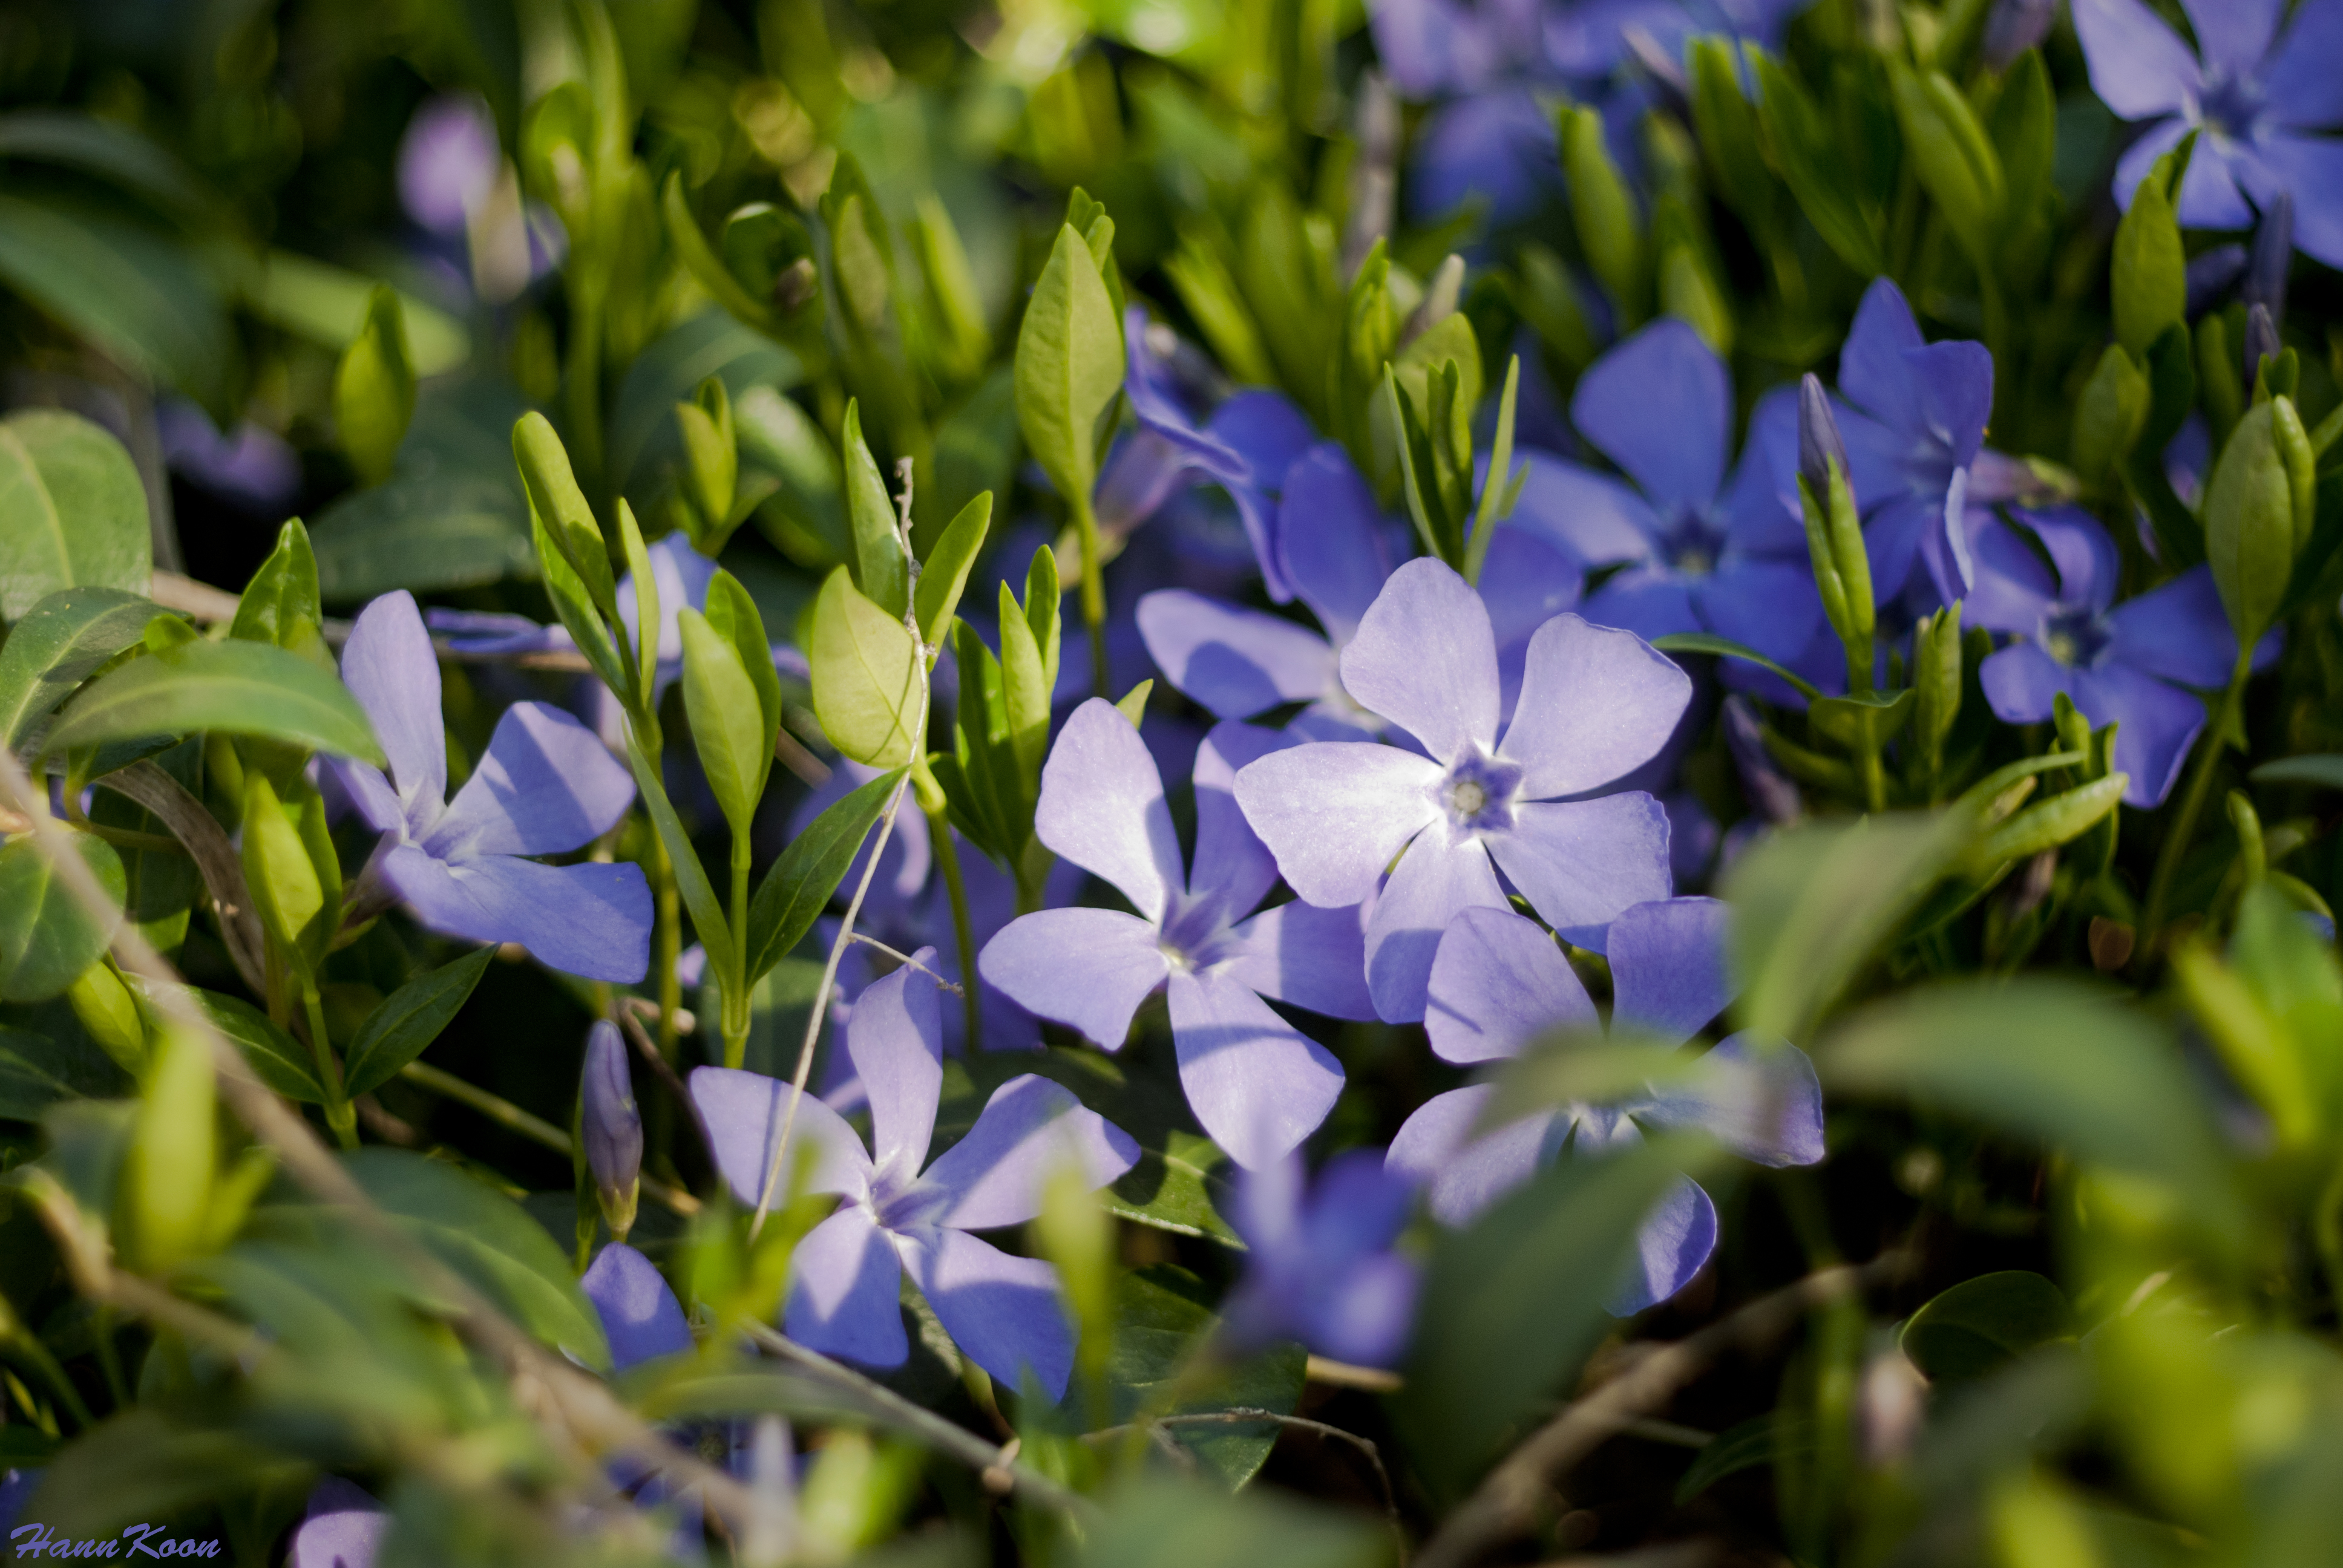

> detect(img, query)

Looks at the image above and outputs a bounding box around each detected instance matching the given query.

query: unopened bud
[582,1021,642,1241]
[1797,374,1849,498]
[2244,303,2281,388]
[2245,192,2292,328]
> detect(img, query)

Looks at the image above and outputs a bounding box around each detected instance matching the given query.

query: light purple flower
[582,1241,696,1371]
[157,399,303,511]
[1963,505,2269,807]
[289,1478,389,1568]
[2074,0,2343,269]
[1138,443,1585,739]
[1222,1150,1421,1368]
[1544,0,1809,82]
[690,955,1138,1398]
[1508,319,1826,700]
[980,706,1375,1168]
[1385,900,1823,1312]
[582,1021,643,1221]
[1100,310,1316,598]
[397,94,500,237]
[1233,558,1688,1022]
[336,590,652,982]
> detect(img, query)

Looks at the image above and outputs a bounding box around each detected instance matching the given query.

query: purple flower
[157,399,303,512]
[1368,0,1561,221]
[1138,443,1584,738]
[397,94,500,237]
[690,956,1139,1398]
[1222,1150,1421,1368]
[1964,505,2266,807]
[582,1241,696,1371]
[1832,278,2010,608]
[289,1478,389,1568]
[980,707,1376,1168]
[1385,901,1823,1312]
[336,592,652,981]
[1101,310,1316,598]
[2074,0,2343,270]
[1233,558,1688,1022]
[1543,0,1809,82]
[1507,319,1827,698]
[582,1021,643,1231]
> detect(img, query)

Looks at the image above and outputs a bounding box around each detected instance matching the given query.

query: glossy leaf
[0,832,125,1002]
[913,492,992,652]
[742,766,906,984]
[342,947,497,1099]
[1015,224,1124,510]
[0,587,165,751]
[44,638,384,765]
[681,607,771,840]
[842,400,909,619]
[228,520,328,664]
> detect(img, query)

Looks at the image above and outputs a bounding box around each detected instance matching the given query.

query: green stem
[400,1060,572,1157]
[1074,492,1109,698]
[650,832,681,1060]
[1856,732,1888,815]
[724,838,752,1070]
[2141,648,2252,952]
[300,983,356,1149]
[927,803,982,1052]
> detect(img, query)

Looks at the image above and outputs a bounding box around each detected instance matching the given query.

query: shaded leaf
[1901,1271,2072,1383]
[744,766,906,984]
[0,586,164,751]
[0,832,125,1002]
[342,947,496,1099]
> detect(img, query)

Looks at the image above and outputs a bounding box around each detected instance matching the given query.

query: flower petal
[1366,830,1506,1023]
[290,1497,390,1568]
[1485,794,1675,952]
[2072,0,2203,122]
[1499,614,1692,800]
[1608,1172,1718,1315]
[2071,662,2208,808]
[1233,742,1444,907]
[785,1204,908,1368]
[1640,1031,1826,1167]
[1408,89,1560,223]
[582,1242,692,1371]
[1306,1251,1421,1368]
[922,1074,1140,1230]
[1191,720,1291,923]
[1606,897,1734,1049]
[2250,133,2343,270]
[1136,590,1337,721]
[688,1065,873,1207]
[2106,564,2239,687]
[1340,558,1501,762]
[978,908,1170,1049]
[900,1227,1075,1400]
[1506,450,1663,566]
[1279,443,1395,644]
[1579,571,1700,647]
[330,757,408,837]
[341,590,446,816]
[1168,969,1345,1169]
[2177,0,2279,79]
[1838,278,1927,433]
[1571,319,1729,516]
[431,701,637,857]
[848,955,946,1189]
[2265,0,2343,131]
[1979,641,2073,725]
[1221,900,1375,1021]
[378,846,651,982]
[1035,697,1187,921]
[1424,904,1596,1066]
[1386,1085,1559,1227]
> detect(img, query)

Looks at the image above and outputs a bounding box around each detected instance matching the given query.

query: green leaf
[1810,688,1917,753]
[661,170,778,331]
[1561,103,1646,318]
[1887,63,2003,249]
[0,1024,130,1123]
[2111,143,2189,359]
[1076,1475,1384,1568]
[1396,1134,1708,1499]
[809,567,923,769]
[1015,224,1125,511]
[512,411,617,614]
[179,982,325,1105]
[681,607,772,840]
[625,733,733,972]
[0,110,214,221]
[1900,1271,2072,1383]
[1114,678,1152,727]
[744,766,906,984]
[998,580,1054,783]
[45,638,384,766]
[0,408,151,621]
[245,249,469,377]
[1821,980,2240,1219]
[1463,356,1521,584]
[0,832,125,1002]
[333,285,418,488]
[914,492,993,652]
[341,1147,612,1371]
[0,587,164,751]
[842,400,910,619]
[342,947,497,1099]
[1674,1413,1814,1504]
[309,474,536,601]
[1067,1265,1307,1488]
[1650,632,1823,703]
[2204,400,2298,647]
[229,519,329,664]
[2253,755,2343,791]
[1753,55,1885,275]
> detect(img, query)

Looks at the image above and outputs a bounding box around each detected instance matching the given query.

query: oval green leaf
[0,408,151,620]
[342,946,497,1099]
[44,638,385,766]
[808,566,922,769]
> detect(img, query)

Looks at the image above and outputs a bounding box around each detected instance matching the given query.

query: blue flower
[1224,1151,1421,1368]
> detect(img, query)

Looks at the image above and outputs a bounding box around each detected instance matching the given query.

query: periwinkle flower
[1233,558,1688,1023]
[1385,900,1823,1312]
[582,1241,695,1371]
[1964,505,2269,806]
[1368,0,1561,222]
[335,591,652,982]
[289,1478,389,1568]
[1222,1150,1421,1369]
[981,707,1376,1169]
[1101,310,1316,598]
[2074,0,2343,270]
[1138,442,1584,738]
[1542,0,1810,82]
[691,955,1139,1398]
[1981,0,2056,71]
[1507,319,1825,696]
[396,94,500,238]
[582,1021,643,1237]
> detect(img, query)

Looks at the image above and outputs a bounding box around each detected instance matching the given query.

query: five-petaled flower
[1223,1149,1421,1369]
[335,590,652,982]
[692,953,1138,1399]
[1233,558,1689,1023]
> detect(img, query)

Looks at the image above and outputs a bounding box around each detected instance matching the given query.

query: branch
[1415,1251,1915,1568]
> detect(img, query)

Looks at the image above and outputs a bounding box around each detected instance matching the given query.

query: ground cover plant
[4,0,2343,1562]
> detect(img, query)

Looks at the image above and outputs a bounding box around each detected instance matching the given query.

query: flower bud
[2246,191,2292,328]
[2204,400,2304,647]
[2243,303,2281,388]
[581,1021,641,1241]
[675,374,738,552]
[1797,374,1848,497]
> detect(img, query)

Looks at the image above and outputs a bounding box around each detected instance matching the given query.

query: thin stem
[846,933,964,993]
[398,1061,701,1217]
[1074,491,1110,697]
[925,808,983,1050]
[2142,647,2252,952]
[300,984,357,1149]
[723,837,752,1070]
[649,832,682,1060]
[1856,733,1889,815]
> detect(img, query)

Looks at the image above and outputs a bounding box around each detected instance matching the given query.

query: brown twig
[1415,1252,1915,1568]
[1307,1354,1403,1393]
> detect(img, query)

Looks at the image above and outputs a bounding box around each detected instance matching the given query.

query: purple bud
[2244,303,2281,384]
[581,1022,641,1228]
[2246,192,2291,328]
[2183,244,2247,318]
[1981,0,2054,71]
[1797,374,1848,498]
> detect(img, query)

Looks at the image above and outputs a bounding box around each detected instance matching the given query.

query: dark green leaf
[0,586,163,751]
[139,980,326,1104]
[44,638,385,765]
[843,400,909,619]
[342,947,497,1099]
[744,766,906,983]
[0,408,151,620]
[0,832,125,1002]
[0,111,213,221]
[1901,1271,2073,1383]
[1674,1413,1814,1504]
[0,1024,129,1123]
[626,732,733,970]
